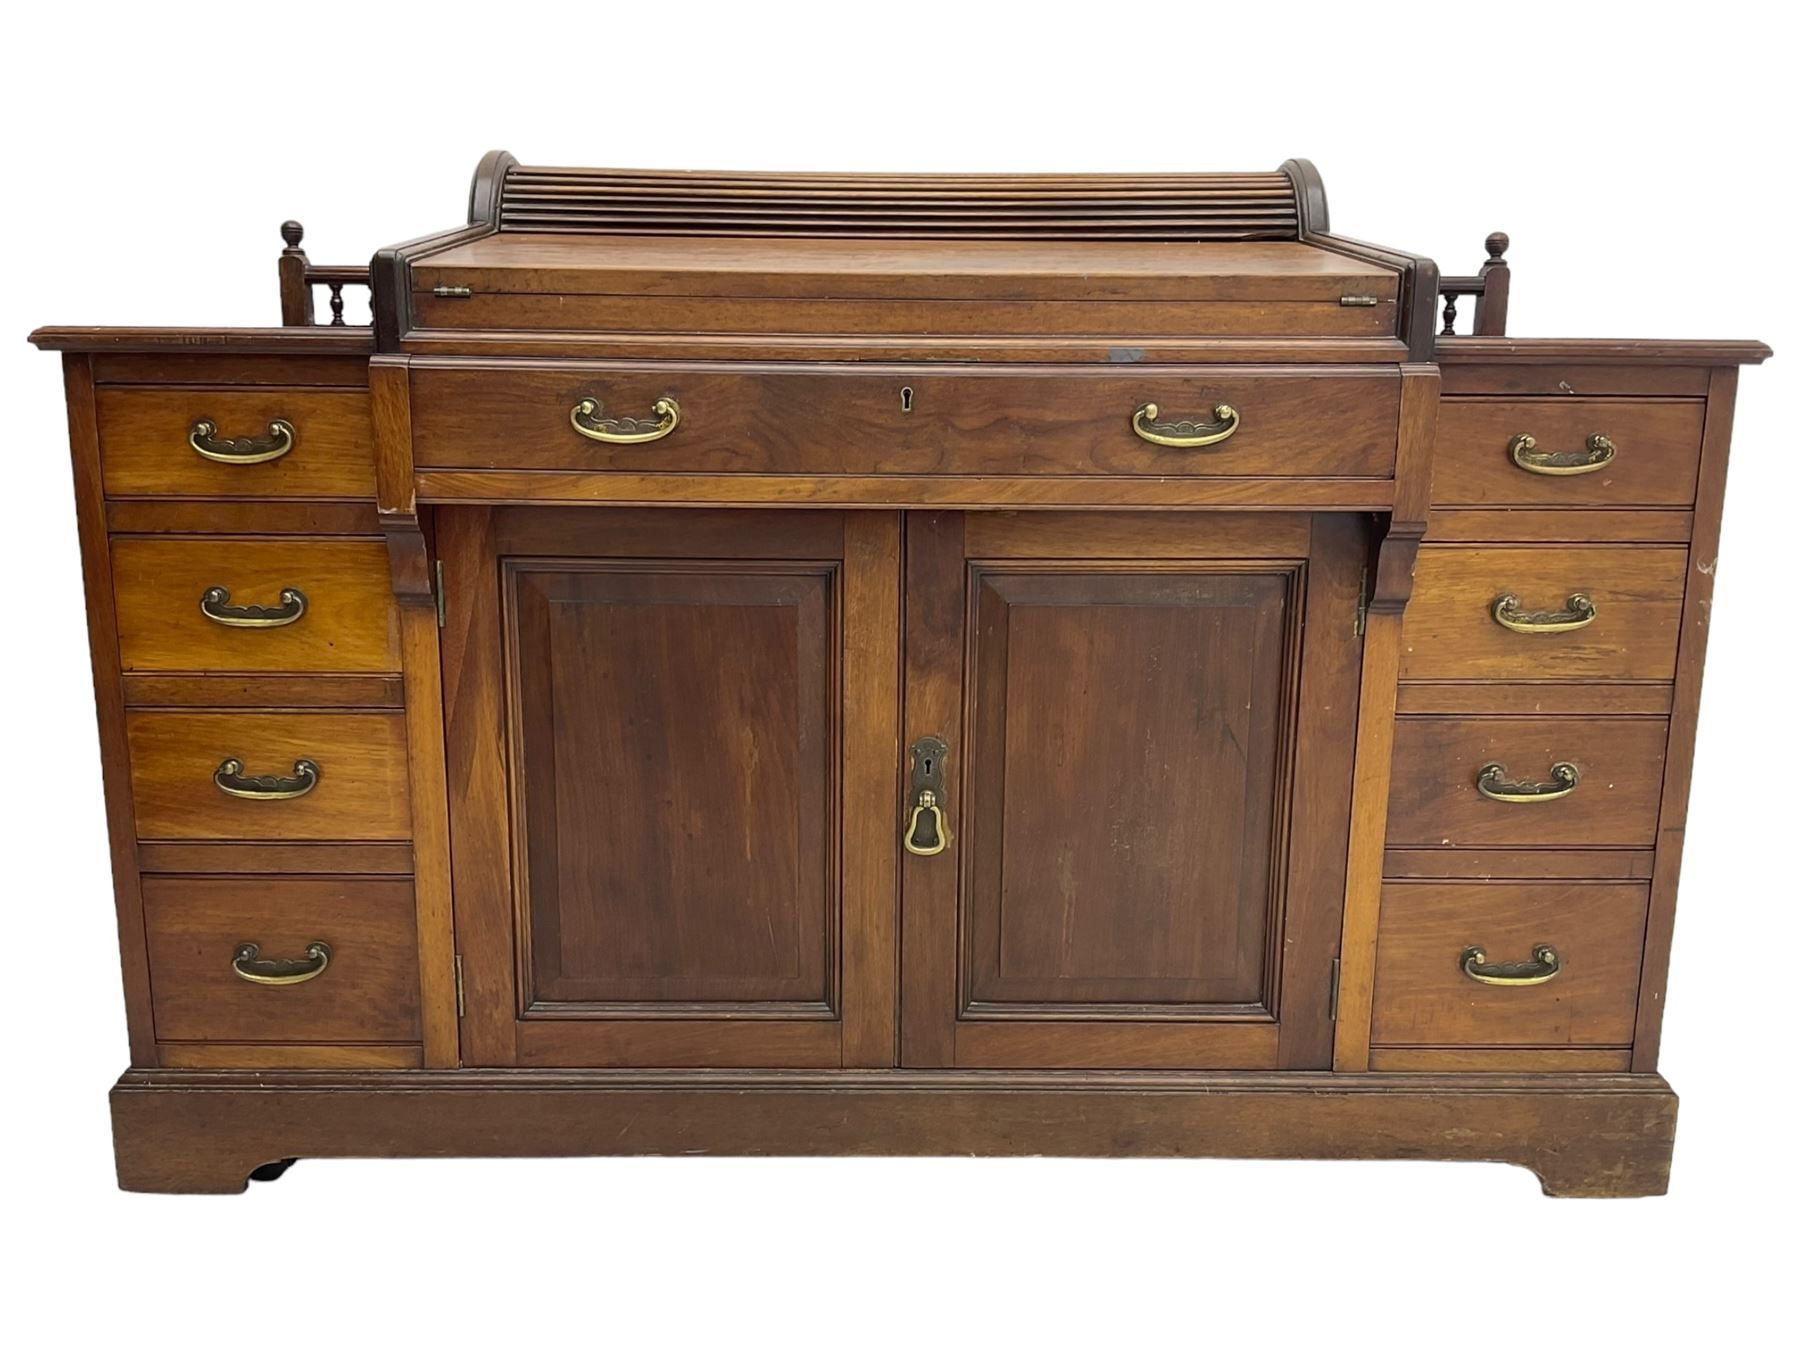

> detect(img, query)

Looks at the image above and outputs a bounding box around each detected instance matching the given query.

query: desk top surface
[413,234,1396,302]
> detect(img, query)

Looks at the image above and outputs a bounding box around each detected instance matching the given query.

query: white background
[3,3,1794,1345]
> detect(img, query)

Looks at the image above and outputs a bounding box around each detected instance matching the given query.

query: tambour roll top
[488,163,1312,240]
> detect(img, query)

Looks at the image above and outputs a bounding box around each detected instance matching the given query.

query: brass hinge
[1339,294,1380,307]
[1329,958,1342,1021]
[434,558,447,629]
[432,284,473,298]
[453,954,465,1018]
[1355,566,1370,636]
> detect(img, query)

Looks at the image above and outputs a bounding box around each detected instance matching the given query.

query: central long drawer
[409,363,1401,478]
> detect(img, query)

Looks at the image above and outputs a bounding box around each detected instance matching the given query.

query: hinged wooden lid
[384,154,1420,356]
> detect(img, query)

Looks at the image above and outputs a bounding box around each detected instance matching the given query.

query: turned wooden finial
[1473,231,1512,337]
[277,222,313,325]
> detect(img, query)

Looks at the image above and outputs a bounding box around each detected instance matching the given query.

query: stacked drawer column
[62,348,436,1070]
[1367,355,1733,1072]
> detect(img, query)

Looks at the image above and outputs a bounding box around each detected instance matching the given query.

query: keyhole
[922,756,934,777]
[900,386,914,414]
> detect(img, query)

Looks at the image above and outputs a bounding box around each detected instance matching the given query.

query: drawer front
[143,876,420,1042]
[112,538,400,673]
[1372,881,1649,1047]
[98,388,377,499]
[1400,545,1687,682]
[126,711,411,840]
[410,365,1400,478]
[1387,716,1668,848]
[1433,398,1704,507]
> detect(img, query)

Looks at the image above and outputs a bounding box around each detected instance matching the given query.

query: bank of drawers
[97,375,418,1069]
[1376,377,1706,1071]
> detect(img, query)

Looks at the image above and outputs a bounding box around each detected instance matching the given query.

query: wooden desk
[30,155,1770,1194]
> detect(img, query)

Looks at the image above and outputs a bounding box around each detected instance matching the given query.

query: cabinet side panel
[1632,366,1740,1071]
[441,507,520,1065]
[1275,513,1366,1066]
[62,353,157,1065]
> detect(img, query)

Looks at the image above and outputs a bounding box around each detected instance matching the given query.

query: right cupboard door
[900,512,1366,1068]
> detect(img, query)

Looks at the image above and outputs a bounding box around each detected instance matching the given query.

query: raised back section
[490,163,1309,241]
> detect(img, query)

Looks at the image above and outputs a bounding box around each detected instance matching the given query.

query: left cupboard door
[441,508,901,1067]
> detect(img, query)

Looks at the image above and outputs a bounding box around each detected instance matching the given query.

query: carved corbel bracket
[1369,364,1441,615]
[382,514,436,610]
[1367,522,1426,617]
[368,354,433,608]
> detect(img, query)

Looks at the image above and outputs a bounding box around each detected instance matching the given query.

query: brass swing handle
[1510,432,1616,477]
[1477,760,1580,803]
[232,941,332,986]
[905,790,951,857]
[570,396,681,444]
[1131,402,1240,448]
[1461,944,1560,987]
[200,585,307,628]
[213,757,320,800]
[1491,592,1596,634]
[189,417,297,465]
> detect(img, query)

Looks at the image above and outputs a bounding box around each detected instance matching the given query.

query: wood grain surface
[1386,715,1669,848]
[111,538,399,673]
[142,876,420,1044]
[1401,545,1687,682]
[1372,880,1650,1047]
[98,387,376,499]
[1432,398,1704,507]
[411,363,1400,478]
[125,710,411,840]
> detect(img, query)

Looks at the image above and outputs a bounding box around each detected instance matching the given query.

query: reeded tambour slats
[497,166,1302,240]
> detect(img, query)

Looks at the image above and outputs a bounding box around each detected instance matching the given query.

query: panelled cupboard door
[443,508,900,1068]
[900,512,1366,1069]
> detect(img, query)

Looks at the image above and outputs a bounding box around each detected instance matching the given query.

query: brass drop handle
[1476,761,1581,803]
[1510,432,1617,476]
[570,396,681,444]
[1491,592,1597,634]
[1131,402,1241,448]
[189,418,297,465]
[906,791,950,857]
[1461,944,1560,987]
[903,735,952,857]
[200,585,307,628]
[213,757,320,800]
[232,941,332,986]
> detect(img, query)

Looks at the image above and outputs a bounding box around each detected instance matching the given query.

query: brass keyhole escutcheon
[904,735,950,856]
[900,385,914,414]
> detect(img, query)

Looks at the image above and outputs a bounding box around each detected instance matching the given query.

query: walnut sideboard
[30,154,1769,1195]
